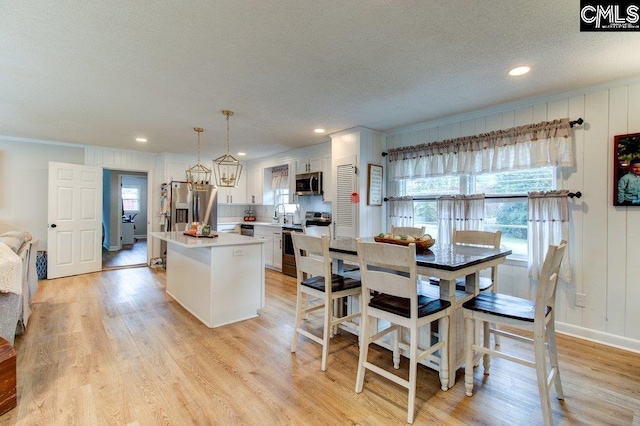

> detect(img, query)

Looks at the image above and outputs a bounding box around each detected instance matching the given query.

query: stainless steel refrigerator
[168,181,218,232]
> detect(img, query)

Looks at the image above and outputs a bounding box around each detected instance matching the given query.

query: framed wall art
[614,132,640,206]
[367,164,383,206]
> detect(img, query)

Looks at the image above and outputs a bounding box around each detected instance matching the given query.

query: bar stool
[463,241,567,426]
[355,239,451,424]
[430,230,503,345]
[290,233,361,371]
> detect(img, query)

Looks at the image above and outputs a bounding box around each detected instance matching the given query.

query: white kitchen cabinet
[273,228,282,270]
[321,154,332,202]
[297,157,322,174]
[287,161,297,204]
[255,225,283,271]
[218,173,247,204]
[254,225,275,268]
[246,167,263,204]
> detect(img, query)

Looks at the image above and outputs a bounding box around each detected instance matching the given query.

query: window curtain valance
[271,165,289,190]
[387,118,573,180]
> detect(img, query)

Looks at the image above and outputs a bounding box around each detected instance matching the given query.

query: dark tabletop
[329,237,512,272]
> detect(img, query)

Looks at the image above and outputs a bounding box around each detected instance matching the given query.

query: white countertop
[150,231,265,248]
[218,221,302,228]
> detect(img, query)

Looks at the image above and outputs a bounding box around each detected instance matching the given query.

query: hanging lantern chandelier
[213,110,243,188]
[186,127,211,192]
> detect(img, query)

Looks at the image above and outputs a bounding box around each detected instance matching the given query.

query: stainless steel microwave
[295,172,323,196]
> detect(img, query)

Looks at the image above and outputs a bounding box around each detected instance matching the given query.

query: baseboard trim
[556,322,640,354]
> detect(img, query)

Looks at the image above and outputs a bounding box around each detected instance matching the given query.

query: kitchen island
[150,232,265,328]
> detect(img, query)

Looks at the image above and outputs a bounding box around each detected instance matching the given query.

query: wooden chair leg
[355,312,370,393]
[407,327,419,424]
[320,297,331,371]
[534,331,553,426]
[482,320,491,374]
[393,326,400,370]
[547,319,564,400]
[491,285,501,346]
[291,290,304,353]
[464,316,475,397]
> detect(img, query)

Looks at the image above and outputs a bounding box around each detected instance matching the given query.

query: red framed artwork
[614,132,640,206]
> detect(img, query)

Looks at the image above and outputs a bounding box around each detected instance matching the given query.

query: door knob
[50,224,57,228]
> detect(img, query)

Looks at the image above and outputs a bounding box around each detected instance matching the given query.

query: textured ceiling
[2,1,640,160]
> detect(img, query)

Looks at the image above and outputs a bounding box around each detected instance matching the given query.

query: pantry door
[47,162,103,279]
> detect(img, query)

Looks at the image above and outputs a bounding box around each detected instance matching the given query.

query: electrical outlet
[233,248,243,256]
[575,293,587,307]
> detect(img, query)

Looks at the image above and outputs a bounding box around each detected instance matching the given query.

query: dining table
[328,237,512,389]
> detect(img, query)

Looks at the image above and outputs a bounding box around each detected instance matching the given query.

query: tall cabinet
[330,127,384,238]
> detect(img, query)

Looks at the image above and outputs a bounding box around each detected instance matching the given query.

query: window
[474,168,553,257]
[406,168,554,257]
[122,186,141,212]
[274,189,297,213]
[407,176,461,238]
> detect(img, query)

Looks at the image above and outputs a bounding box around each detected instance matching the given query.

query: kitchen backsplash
[218,195,329,221]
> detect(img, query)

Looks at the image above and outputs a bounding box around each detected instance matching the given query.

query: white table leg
[439,278,457,389]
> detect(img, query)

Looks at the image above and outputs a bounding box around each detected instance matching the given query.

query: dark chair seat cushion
[301,273,361,292]
[429,276,494,292]
[369,294,451,319]
[462,292,550,322]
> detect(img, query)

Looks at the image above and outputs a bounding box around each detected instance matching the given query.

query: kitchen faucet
[274,203,286,222]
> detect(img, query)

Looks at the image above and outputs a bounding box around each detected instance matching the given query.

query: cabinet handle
[230,195,233,203]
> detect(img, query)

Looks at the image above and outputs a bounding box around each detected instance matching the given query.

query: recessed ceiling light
[135,137,147,143]
[509,66,530,76]
[238,152,246,156]
[314,128,325,134]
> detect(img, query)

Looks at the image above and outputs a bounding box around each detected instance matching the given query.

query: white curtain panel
[388,196,414,227]
[527,190,572,282]
[270,165,289,190]
[387,118,573,179]
[437,194,485,244]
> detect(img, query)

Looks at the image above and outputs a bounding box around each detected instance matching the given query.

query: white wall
[385,77,640,352]
[0,139,84,244]
[3,77,640,352]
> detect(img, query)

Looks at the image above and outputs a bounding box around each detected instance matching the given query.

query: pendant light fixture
[213,110,243,188]
[186,127,212,192]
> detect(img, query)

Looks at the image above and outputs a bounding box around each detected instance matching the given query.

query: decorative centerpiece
[184,222,218,238]
[374,232,435,251]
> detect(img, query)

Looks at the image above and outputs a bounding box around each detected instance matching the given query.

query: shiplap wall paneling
[563,94,587,326]
[627,83,640,340]
[608,86,631,337]
[582,90,610,333]
[460,118,474,138]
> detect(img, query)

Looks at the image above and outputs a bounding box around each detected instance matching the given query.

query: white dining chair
[355,238,451,424]
[290,233,361,371]
[463,241,567,426]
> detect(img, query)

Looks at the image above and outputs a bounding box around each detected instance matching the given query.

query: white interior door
[47,162,103,279]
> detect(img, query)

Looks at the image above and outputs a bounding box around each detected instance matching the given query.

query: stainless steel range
[281,211,331,277]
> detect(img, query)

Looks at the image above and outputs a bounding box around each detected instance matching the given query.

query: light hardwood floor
[2,267,639,425]
[102,240,147,269]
